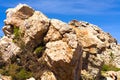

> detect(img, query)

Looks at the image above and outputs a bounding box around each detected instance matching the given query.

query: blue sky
[0,0,120,43]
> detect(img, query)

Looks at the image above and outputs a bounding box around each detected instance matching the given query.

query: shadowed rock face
[0,4,119,80]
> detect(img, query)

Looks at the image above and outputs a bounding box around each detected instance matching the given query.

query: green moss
[102,64,120,71]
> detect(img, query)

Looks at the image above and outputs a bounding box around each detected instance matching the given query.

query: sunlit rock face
[0,4,82,80]
[69,20,118,79]
[0,4,119,80]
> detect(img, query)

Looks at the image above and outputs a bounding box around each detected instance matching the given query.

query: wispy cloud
[0,0,120,15]
[26,0,120,15]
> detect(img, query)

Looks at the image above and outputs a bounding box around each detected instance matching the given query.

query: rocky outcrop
[0,4,119,80]
[69,20,117,79]
[0,4,82,80]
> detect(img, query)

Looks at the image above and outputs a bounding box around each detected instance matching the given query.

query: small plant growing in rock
[0,64,19,76]
[110,52,114,60]
[109,52,116,64]
[12,26,25,49]
[34,46,43,53]
[13,26,24,39]
[13,26,20,39]
[0,63,33,80]
[102,64,120,71]
[15,68,33,80]
[34,45,45,58]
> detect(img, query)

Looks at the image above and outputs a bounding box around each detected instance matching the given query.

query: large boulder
[4,4,34,26]
[3,4,50,49]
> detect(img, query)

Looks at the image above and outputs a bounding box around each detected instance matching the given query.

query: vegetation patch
[34,46,44,56]
[15,68,33,80]
[13,26,20,39]
[102,64,120,71]
[110,52,114,60]
[12,26,25,49]
[34,43,45,58]
[0,64,33,80]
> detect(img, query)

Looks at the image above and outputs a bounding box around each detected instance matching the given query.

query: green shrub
[15,68,33,80]
[12,26,21,43]
[0,64,33,80]
[13,26,25,40]
[34,46,43,54]
[34,46,44,58]
[0,64,19,76]
[12,26,25,49]
[13,26,20,39]
[102,64,120,71]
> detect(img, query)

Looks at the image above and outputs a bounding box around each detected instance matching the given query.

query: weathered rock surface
[101,43,120,68]
[0,4,82,80]
[4,4,34,26]
[69,20,118,79]
[0,4,120,80]
[44,19,82,80]
[0,36,21,61]
[40,71,57,80]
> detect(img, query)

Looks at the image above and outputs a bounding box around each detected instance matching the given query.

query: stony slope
[0,4,120,80]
